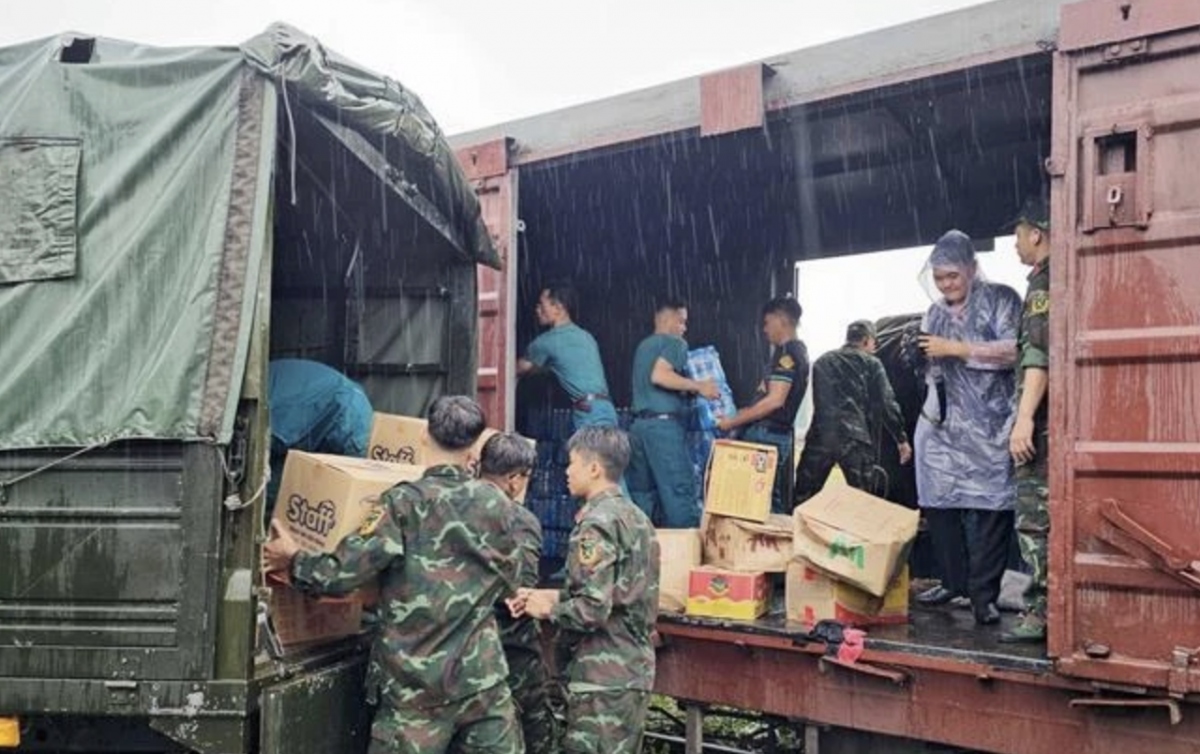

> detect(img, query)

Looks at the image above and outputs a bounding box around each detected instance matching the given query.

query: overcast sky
[6,0,993,135]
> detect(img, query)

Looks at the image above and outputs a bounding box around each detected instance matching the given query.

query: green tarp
[0,25,495,451]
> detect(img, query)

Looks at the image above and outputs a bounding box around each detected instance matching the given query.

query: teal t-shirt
[631,333,688,415]
[526,323,611,401]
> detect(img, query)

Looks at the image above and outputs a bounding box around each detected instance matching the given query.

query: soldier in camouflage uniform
[263,396,522,754]
[793,320,913,505]
[1001,198,1052,644]
[510,426,661,754]
[480,433,561,754]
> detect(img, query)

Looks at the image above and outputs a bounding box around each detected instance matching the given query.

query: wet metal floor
[661,601,1050,675]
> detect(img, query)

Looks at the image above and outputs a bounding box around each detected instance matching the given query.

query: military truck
[0,24,497,753]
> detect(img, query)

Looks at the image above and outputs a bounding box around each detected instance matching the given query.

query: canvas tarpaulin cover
[0,25,495,451]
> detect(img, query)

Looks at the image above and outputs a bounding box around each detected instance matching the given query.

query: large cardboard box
[785,558,909,629]
[703,440,778,523]
[368,413,498,476]
[702,513,793,573]
[685,567,768,621]
[792,484,919,597]
[367,413,428,465]
[269,451,425,649]
[657,528,702,613]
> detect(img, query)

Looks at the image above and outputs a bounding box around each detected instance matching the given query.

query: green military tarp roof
[0,24,496,450]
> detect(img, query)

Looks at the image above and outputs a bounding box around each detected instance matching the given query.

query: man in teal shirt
[519,283,618,430]
[626,300,719,528]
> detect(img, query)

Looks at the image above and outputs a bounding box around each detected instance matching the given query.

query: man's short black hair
[426,396,487,451]
[480,432,537,477]
[655,297,688,313]
[542,282,578,320]
[566,426,630,483]
[762,295,802,324]
[846,320,876,345]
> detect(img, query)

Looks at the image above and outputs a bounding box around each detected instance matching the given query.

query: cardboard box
[367,413,428,465]
[269,451,425,648]
[685,567,769,621]
[702,513,793,573]
[792,484,919,598]
[657,528,702,613]
[786,559,909,628]
[368,413,499,477]
[703,440,778,523]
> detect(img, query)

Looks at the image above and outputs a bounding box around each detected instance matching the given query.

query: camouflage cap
[1004,195,1050,232]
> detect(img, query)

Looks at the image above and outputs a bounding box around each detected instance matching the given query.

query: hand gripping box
[268,451,425,649]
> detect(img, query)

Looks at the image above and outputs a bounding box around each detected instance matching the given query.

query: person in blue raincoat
[912,231,1022,627]
[267,359,373,510]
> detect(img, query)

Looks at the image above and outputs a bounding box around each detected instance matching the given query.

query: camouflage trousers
[562,688,651,754]
[368,683,522,754]
[506,646,561,754]
[1015,459,1050,619]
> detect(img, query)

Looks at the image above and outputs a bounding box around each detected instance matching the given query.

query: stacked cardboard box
[684,439,782,621]
[787,484,919,628]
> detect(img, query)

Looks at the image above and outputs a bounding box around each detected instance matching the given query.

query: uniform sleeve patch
[1027,291,1049,316]
[358,506,385,537]
[577,533,603,567]
[779,355,795,370]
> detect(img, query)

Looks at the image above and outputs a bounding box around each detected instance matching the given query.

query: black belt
[572,393,612,412]
[634,411,679,421]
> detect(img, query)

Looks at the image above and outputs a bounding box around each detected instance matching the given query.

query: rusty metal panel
[1050,0,1200,693]
[655,628,1200,754]
[456,140,518,430]
[1059,0,1200,52]
[700,64,770,137]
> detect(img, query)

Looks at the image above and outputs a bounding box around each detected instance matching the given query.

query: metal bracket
[1070,696,1182,726]
[817,656,910,686]
[1102,37,1149,62]
[1099,500,1200,591]
[1169,647,1200,699]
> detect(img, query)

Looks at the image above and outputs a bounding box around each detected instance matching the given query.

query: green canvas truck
[0,24,497,753]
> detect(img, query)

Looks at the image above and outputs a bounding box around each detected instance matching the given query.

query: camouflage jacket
[808,345,908,451]
[1018,257,1051,439]
[550,488,660,692]
[290,465,519,708]
[495,499,544,655]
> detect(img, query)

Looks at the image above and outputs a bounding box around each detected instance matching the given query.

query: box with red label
[702,513,792,573]
[685,567,769,621]
[785,558,909,629]
[268,451,425,650]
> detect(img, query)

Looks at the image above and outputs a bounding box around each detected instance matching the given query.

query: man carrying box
[626,298,720,528]
[263,396,522,754]
[717,296,810,514]
[510,427,660,754]
[479,433,560,754]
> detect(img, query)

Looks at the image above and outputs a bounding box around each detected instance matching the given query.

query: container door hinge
[1169,647,1200,699]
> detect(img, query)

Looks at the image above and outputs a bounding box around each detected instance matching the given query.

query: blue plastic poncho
[914,231,1023,511]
